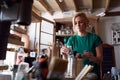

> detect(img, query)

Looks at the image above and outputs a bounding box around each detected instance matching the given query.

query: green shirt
[66,32,103,76]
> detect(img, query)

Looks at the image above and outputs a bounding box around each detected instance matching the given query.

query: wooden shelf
[56,34,74,37]
[54,16,98,23]
[8,37,24,46]
[7,48,15,52]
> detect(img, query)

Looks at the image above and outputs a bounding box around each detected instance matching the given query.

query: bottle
[67,46,74,77]
[111,67,117,77]
[60,25,65,35]
[56,39,63,47]
[65,26,71,35]
[102,71,111,80]
[111,67,117,80]
[56,39,60,47]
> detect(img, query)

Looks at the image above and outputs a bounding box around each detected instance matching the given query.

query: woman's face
[74,16,87,33]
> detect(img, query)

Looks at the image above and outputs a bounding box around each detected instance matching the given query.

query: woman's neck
[78,31,87,36]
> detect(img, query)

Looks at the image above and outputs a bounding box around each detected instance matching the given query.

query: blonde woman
[61,12,103,80]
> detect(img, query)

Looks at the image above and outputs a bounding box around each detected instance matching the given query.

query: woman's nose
[77,22,80,26]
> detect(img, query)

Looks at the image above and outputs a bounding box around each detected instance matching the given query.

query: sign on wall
[111,23,120,45]
[112,30,120,44]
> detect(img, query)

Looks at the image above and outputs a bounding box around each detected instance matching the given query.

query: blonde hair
[72,12,89,33]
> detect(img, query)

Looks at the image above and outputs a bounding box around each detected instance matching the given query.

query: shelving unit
[101,44,116,76]
[52,17,73,57]
[54,16,99,57]
[54,16,99,47]
[8,37,24,46]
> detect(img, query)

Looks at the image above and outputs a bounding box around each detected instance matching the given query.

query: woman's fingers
[60,46,69,55]
[82,52,93,58]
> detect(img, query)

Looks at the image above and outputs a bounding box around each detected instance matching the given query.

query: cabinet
[53,16,99,57]
[101,44,116,76]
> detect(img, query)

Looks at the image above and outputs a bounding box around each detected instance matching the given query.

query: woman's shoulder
[87,32,99,37]
[69,34,78,38]
[68,34,78,41]
[88,32,102,42]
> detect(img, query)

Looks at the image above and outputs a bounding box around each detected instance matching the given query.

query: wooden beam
[105,11,120,16]
[32,6,41,15]
[32,8,42,21]
[73,0,93,12]
[32,6,42,22]
[55,0,68,12]
[108,0,120,8]
[73,0,78,11]
[64,0,76,10]
[32,10,55,24]
[104,0,110,11]
[38,0,54,15]
[82,0,93,11]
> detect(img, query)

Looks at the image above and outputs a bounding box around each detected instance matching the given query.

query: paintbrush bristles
[49,57,68,73]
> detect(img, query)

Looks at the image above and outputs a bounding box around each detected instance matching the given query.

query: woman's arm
[89,44,103,64]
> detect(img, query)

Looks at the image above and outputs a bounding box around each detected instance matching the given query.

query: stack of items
[75,65,94,80]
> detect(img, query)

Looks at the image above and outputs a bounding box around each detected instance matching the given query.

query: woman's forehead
[75,16,86,21]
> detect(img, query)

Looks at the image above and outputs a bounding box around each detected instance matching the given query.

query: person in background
[16,55,24,64]
[60,12,103,80]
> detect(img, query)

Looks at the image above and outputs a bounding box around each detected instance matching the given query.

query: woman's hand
[60,46,69,55]
[60,46,69,59]
[82,51,100,64]
[82,52,93,58]
[75,54,82,58]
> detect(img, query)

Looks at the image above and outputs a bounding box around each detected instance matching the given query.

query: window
[40,20,54,50]
[28,18,54,56]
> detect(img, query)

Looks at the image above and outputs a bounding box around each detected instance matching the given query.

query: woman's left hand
[82,52,93,58]
[82,52,96,62]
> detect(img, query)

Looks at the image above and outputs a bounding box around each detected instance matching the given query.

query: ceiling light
[59,0,63,2]
[96,12,105,17]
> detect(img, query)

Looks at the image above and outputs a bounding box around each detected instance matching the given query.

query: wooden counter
[65,78,75,80]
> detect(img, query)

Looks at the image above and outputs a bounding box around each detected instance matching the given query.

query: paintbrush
[47,57,68,79]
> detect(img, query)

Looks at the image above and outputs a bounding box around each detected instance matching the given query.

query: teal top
[66,32,103,77]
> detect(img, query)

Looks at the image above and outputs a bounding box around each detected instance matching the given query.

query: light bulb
[59,0,63,2]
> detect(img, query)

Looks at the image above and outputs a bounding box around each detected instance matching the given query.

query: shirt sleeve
[94,35,103,47]
[66,36,73,46]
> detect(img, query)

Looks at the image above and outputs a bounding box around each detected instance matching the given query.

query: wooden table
[65,77,75,80]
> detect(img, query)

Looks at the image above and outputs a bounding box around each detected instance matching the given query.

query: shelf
[56,34,74,37]
[54,16,98,23]
[7,48,15,52]
[54,17,72,23]
[0,65,9,70]
[8,37,24,46]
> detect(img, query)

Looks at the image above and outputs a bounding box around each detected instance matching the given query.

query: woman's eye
[79,22,84,24]
[74,22,77,25]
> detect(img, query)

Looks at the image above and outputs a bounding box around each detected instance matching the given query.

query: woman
[61,12,103,80]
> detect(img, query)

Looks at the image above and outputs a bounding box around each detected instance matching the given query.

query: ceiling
[32,0,120,19]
